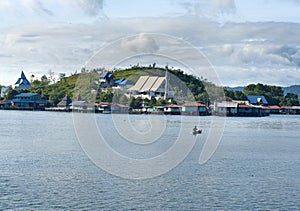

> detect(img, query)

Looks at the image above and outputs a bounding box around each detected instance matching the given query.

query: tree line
[1,66,299,107]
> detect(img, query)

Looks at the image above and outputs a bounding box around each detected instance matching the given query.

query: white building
[128,75,174,99]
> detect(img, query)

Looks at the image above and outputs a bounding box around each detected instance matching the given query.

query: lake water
[0,110,299,210]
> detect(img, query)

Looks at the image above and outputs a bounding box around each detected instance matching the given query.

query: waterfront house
[69,101,87,112]
[164,104,181,115]
[57,95,72,111]
[151,106,164,114]
[262,105,281,114]
[213,100,238,116]
[0,100,12,109]
[111,103,130,113]
[80,102,99,112]
[280,106,300,114]
[98,102,112,113]
[213,98,264,116]
[237,104,263,117]
[182,102,208,116]
[69,94,86,111]
[292,106,300,114]
[12,93,49,110]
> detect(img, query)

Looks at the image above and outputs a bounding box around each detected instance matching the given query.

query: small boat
[192,130,202,135]
[192,126,202,135]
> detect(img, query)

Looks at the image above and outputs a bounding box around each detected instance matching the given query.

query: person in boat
[193,126,198,132]
[193,125,202,134]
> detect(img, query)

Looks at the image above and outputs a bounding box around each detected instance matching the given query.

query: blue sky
[0,0,300,86]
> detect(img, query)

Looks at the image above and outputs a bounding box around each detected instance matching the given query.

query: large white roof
[128,76,149,91]
[129,76,166,92]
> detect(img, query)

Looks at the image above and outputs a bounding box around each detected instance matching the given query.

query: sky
[0,0,300,87]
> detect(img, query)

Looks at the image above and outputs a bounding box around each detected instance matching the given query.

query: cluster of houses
[213,95,300,116]
[45,94,209,115]
[0,71,49,110]
[1,71,300,116]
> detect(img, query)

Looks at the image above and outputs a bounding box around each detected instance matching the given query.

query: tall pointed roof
[14,71,31,90]
[57,95,72,107]
[72,94,83,101]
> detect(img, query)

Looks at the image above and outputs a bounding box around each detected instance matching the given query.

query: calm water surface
[0,110,299,210]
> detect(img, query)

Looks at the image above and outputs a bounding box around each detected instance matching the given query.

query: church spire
[14,70,31,90]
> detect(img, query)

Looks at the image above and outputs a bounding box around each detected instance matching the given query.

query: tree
[156,98,167,106]
[48,69,55,83]
[280,93,299,106]
[59,73,66,81]
[196,92,209,104]
[99,91,113,103]
[129,97,143,108]
[119,95,128,105]
[224,89,247,101]
[244,83,284,105]
[4,86,21,100]
[41,75,50,85]
[30,74,35,82]
[149,96,157,107]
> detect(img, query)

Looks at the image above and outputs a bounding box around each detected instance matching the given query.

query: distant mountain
[225,86,245,92]
[283,85,300,100]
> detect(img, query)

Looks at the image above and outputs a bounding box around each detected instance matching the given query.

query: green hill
[2,66,225,106]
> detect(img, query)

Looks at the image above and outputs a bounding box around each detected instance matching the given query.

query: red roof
[81,102,98,106]
[280,106,293,109]
[165,104,181,108]
[262,105,280,110]
[238,104,255,108]
[184,102,206,107]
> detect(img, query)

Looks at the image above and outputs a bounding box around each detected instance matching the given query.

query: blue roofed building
[115,78,134,86]
[14,71,31,90]
[114,78,134,90]
[12,93,49,110]
[247,95,268,105]
[99,72,114,88]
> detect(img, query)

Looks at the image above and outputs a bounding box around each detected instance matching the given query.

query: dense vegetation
[244,83,299,106]
[113,65,223,104]
[1,65,299,106]
[3,73,79,105]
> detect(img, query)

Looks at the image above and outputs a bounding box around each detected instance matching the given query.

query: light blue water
[0,110,299,210]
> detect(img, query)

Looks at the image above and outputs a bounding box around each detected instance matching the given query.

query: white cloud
[0,0,105,18]
[177,0,236,23]
[0,1,13,9]
[210,0,236,13]
[21,0,54,16]
[121,34,159,53]
[1,16,300,86]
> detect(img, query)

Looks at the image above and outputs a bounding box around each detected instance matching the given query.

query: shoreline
[1,107,300,116]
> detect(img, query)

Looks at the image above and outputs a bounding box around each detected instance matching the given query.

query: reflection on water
[0,111,299,210]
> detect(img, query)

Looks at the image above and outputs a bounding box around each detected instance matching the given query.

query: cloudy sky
[0,0,300,87]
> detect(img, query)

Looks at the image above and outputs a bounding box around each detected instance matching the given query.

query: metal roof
[184,102,206,107]
[128,76,149,91]
[115,78,125,84]
[99,72,109,78]
[140,76,158,91]
[247,95,268,104]
[150,77,165,92]
[15,93,38,97]
[128,76,166,92]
